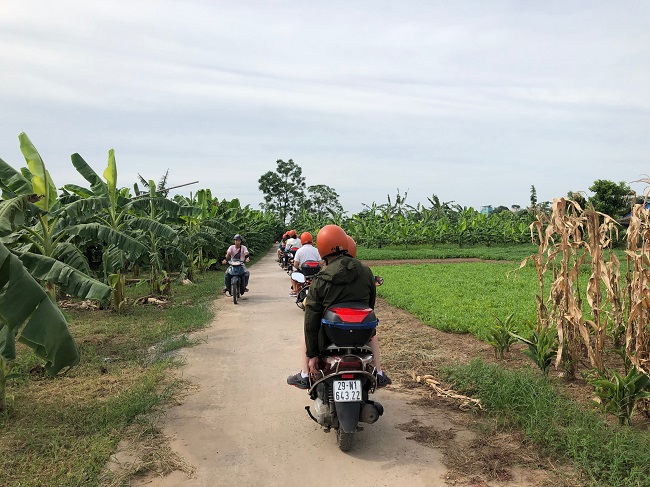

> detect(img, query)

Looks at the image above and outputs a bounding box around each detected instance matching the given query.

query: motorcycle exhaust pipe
[360,403,381,424]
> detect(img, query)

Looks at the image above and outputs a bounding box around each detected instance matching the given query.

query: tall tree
[588,179,632,218]
[529,185,538,210]
[305,184,344,218]
[258,159,306,224]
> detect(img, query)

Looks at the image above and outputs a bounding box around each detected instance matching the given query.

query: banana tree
[174,190,225,279]
[0,241,111,411]
[1,134,145,307]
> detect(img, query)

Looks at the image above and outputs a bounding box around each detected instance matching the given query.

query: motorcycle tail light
[341,374,354,379]
[329,307,372,323]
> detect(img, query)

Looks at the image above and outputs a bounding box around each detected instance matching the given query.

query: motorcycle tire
[336,428,354,452]
[231,281,239,304]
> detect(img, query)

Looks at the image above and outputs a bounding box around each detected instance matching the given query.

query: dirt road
[132,250,454,487]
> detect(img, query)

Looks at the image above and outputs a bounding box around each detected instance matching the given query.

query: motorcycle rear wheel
[336,428,354,452]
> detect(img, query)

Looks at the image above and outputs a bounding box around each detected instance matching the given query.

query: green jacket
[304,255,376,358]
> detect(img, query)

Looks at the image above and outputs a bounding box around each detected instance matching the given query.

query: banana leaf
[51,242,92,274]
[19,132,57,212]
[0,243,80,374]
[0,156,33,196]
[65,223,147,260]
[70,153,108,196]
[0,195,29,237]
[126,217,178,242]
[61,184,95,199]
[15,251,111,303]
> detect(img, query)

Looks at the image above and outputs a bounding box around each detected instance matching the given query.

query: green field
[358,244,538,262]
[371,262,539,338]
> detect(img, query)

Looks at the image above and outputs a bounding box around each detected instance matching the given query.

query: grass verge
[441,360,650,487]
[0,267,226,487]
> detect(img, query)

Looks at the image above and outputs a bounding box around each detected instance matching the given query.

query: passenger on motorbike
[221,234,250,294]
[277,232,289,262]
[284,230,302,254]
[290,232,321,296]
[286,225,391,389]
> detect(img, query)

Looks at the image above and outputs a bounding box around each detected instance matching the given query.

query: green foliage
[441,360,650,486]
[588,179,632,219]
[588,366,650,426]
[486,314,517,359]
[0,242,89,411]
[258,159,306,224]
[510,325,558,376]
[305,184,344,218]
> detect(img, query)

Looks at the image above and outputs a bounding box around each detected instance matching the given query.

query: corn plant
[588,366,650,425]
[511,324,558,377]
[486,313,517,359]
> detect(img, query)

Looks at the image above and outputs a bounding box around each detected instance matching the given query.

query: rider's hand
[245,257,250,262]
[308,356,319,373]
[221,259,227,265]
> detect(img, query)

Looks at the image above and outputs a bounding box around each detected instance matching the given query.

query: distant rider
[290,231,321,296]
[221,234,250,294]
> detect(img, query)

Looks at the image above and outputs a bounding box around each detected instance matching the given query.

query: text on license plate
[333,380,362,402]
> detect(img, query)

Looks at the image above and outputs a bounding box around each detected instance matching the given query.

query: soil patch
[375,298,578,486]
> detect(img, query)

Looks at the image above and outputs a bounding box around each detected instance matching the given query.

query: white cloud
[1,0,649,212]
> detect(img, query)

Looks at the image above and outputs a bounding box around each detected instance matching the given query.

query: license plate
[333,380,362,402]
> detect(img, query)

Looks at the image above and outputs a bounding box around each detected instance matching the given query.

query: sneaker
[244,288,249,292]
[287,372,309,389]
[289,292,297,297]
[221,287,227,294]
[376,372,392,388]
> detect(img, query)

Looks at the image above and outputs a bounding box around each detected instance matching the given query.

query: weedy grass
[0,268,226,487]
[371,262,540,338]
[358,244,538,261]
[441,360,650,487]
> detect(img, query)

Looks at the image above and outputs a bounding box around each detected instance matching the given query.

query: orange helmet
[300,232,313,245]
[346,235,357,258]
[282,232,288,239]
[316,225,348,259]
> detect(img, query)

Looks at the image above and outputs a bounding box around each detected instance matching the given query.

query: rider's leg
[224,270,231,291]
[300,336,309,375]
[369,335,382,373]
[244,270,250,287]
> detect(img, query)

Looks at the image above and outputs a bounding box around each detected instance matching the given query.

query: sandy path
[134,250,450,487]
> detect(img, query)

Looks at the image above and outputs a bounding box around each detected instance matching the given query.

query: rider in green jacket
[288,224,391,389]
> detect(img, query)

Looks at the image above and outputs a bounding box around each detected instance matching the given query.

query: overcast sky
[1,1,649,213]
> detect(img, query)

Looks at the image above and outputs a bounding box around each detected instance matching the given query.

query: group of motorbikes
[276,240,386,452]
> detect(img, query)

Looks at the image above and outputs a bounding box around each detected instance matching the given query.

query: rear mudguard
[334,402,361,434]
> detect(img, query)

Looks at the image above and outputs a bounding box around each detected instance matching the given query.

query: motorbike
[290,260,322,310]
[225,259,247,304]
[305,302,384,452]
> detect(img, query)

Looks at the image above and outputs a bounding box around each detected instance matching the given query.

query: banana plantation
[292,192,534,248]
[0,132,281,409]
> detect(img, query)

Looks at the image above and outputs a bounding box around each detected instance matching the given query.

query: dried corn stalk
[625,191,650,375]
[520,197,627,376]
[412,372,483,410]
